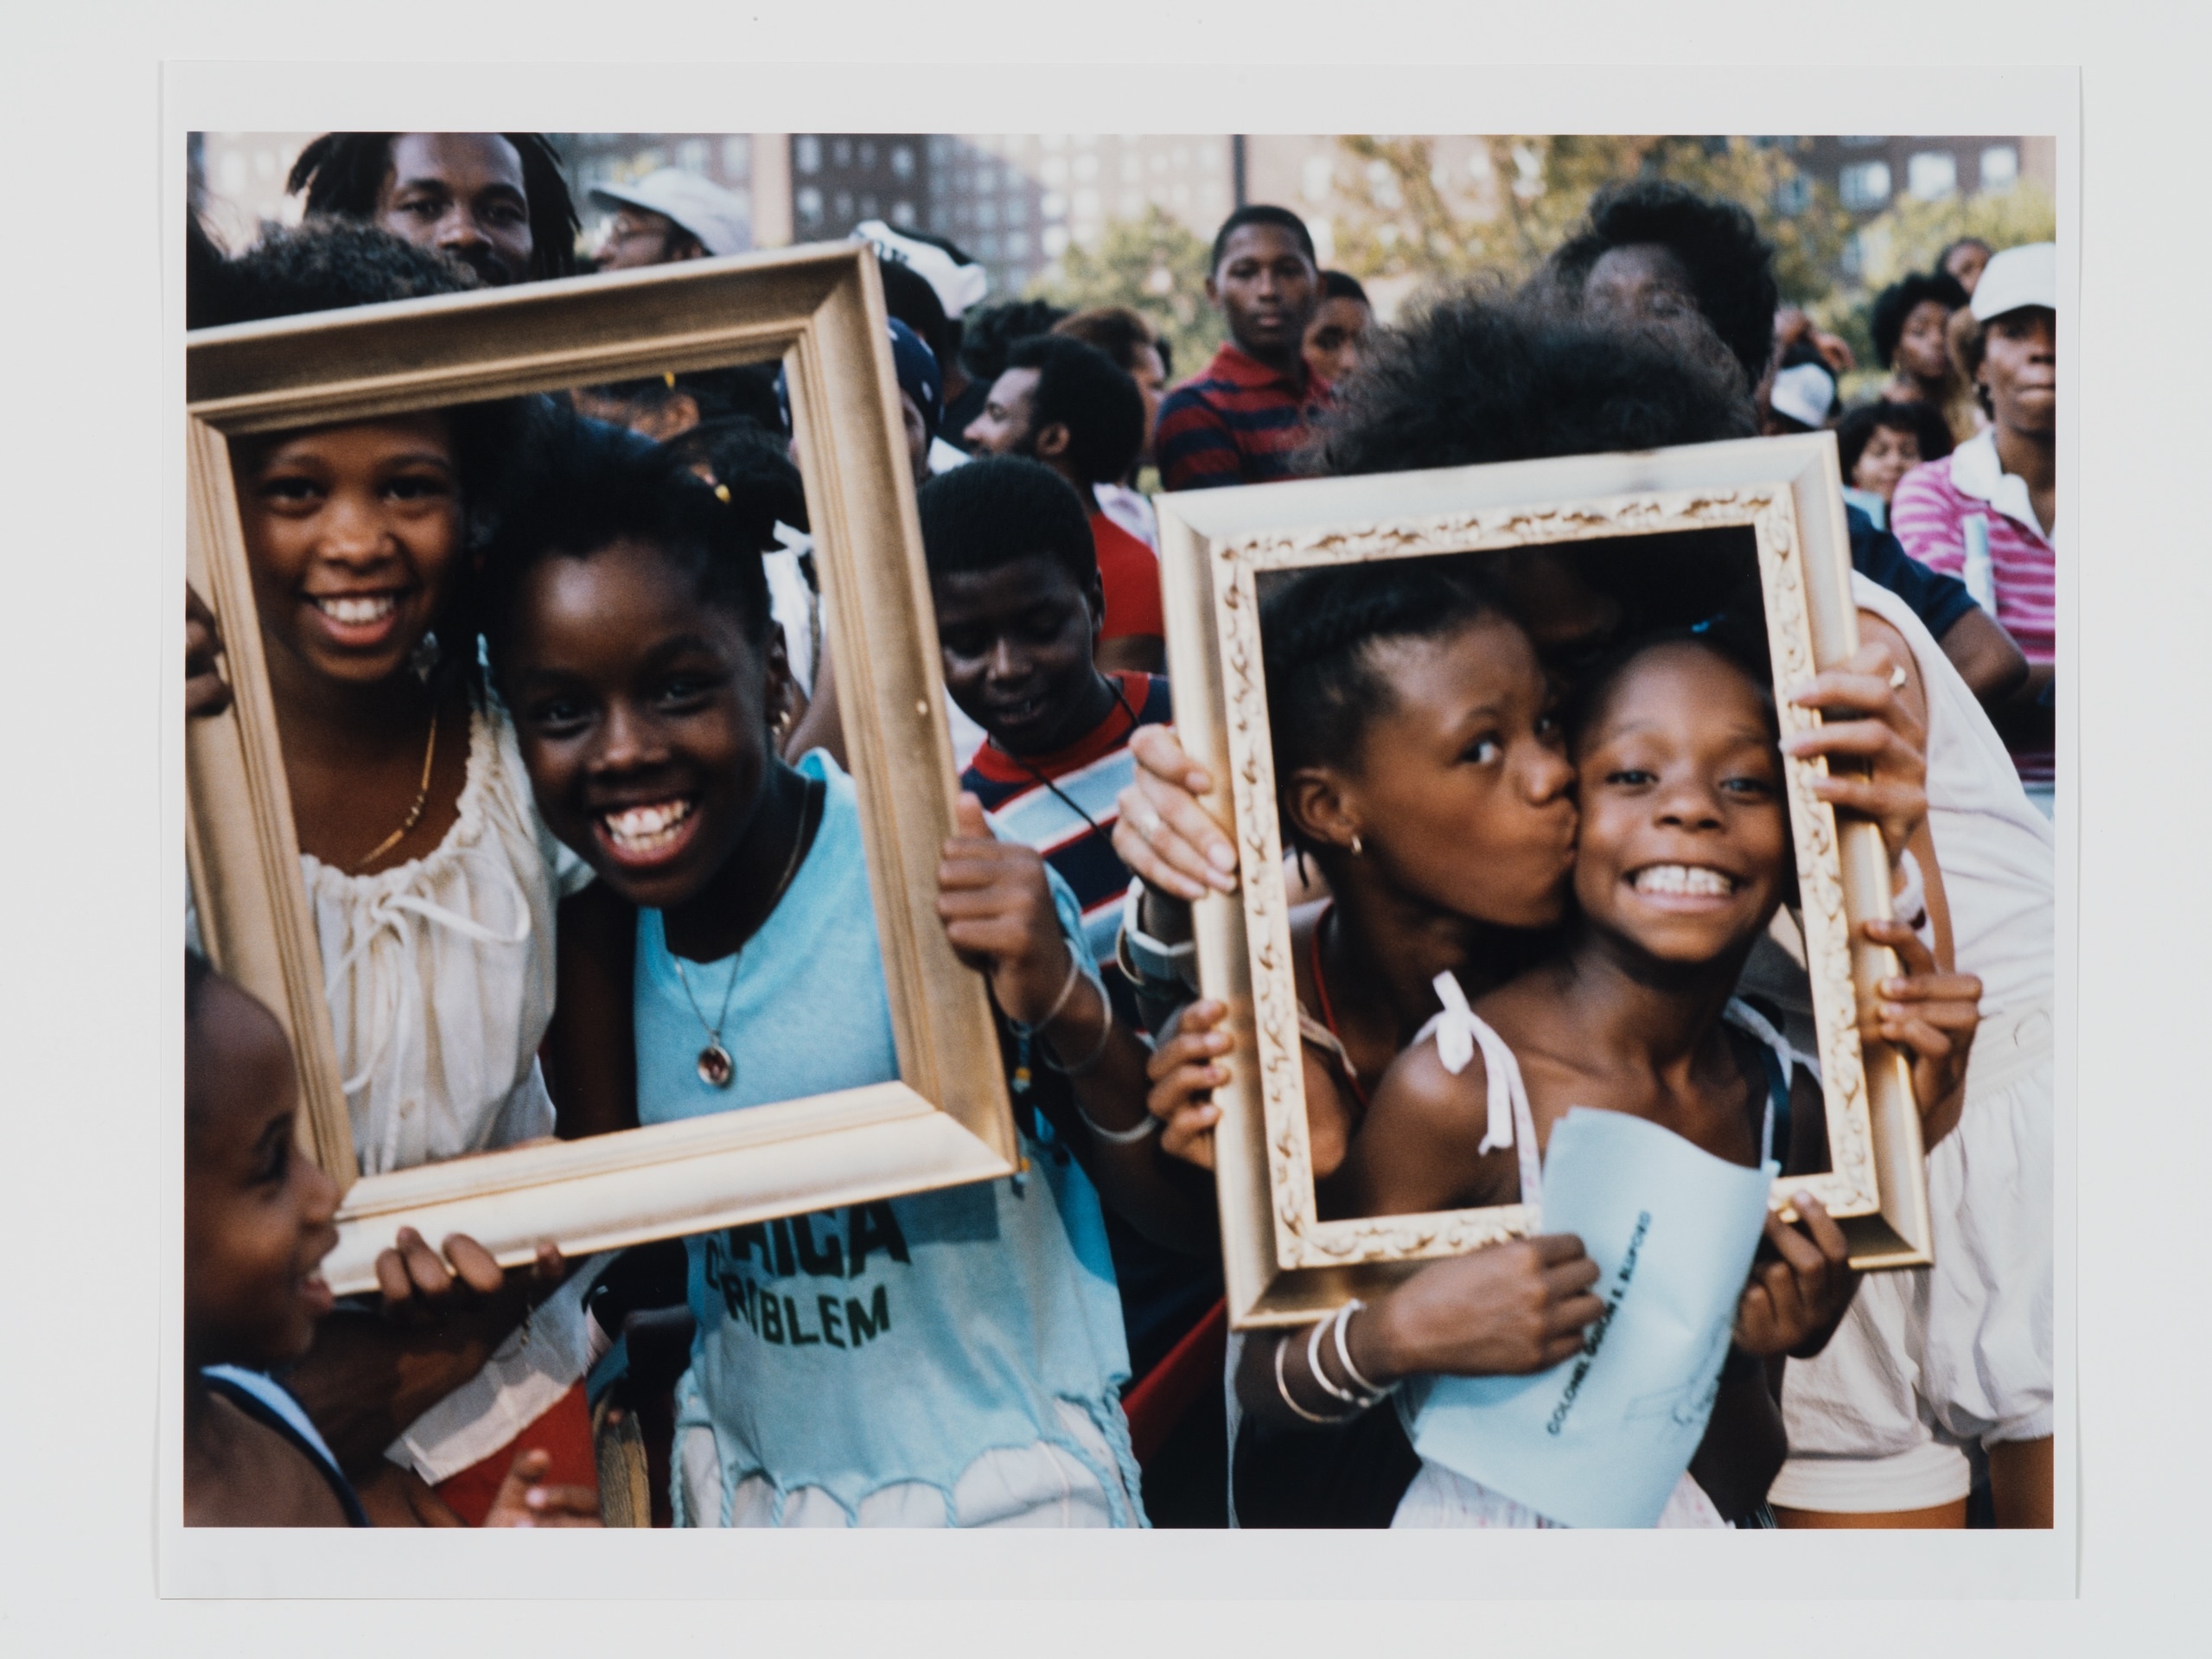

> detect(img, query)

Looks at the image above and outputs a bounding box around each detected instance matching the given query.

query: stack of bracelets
[1273,1298,1401,1425]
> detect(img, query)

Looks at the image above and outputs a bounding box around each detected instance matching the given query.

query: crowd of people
[182,130,2055,1535]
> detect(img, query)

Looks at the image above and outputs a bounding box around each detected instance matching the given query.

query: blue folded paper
[1406,1107,1777,1528]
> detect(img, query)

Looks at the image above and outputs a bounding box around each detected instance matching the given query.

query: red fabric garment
[1153,342,1332,492]
[1092,511,1163,641]
[430,1379,598,1525]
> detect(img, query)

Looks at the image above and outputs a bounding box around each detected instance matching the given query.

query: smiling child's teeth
[316,595,397,625]
[602,800,692,852]
[1635,864,1736,896]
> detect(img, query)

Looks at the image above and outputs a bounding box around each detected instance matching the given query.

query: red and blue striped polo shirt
[962,673,1171,983]
[1154,342,1333,492]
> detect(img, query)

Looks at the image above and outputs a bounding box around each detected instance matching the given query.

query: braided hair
[480,411,784,688]
[286,132,580,280]
[1259,557,1514,857]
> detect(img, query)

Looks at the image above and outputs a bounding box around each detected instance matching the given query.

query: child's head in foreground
[481,412,793,915]
[184,952,341,1375]
[1561,625,1793,971]
[918,455,1108,757]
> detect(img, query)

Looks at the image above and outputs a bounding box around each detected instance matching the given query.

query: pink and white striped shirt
[1890,431,2055,784]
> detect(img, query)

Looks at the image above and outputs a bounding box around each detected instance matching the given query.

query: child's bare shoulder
[1372,1024,1491,1126]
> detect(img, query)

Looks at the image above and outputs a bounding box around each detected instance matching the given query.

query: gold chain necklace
[356,708,440,871]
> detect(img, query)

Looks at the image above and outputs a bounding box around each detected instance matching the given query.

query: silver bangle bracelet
[1010,948,1085,1037]
[1274,1326,1359,1425]
[1332,1298,1396,1399]
[1041,978,1116,1076]
[1307,1306,1372,1407]
[1076,1101,1161,1145]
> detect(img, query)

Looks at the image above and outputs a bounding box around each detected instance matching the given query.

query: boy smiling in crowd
[919,456,1219,1387]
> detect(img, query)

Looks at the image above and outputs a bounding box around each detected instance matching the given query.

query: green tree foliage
[1849,181,2057,290]
[1028,205,1225,382]
[1325,135,1853,308]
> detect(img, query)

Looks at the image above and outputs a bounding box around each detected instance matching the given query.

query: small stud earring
[1350,833,1364,856]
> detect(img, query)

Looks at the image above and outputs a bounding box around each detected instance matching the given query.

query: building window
[978,233,1001,258]
[1907,150,1958,201]
[1839,160,1891,210]
[677,138,710,173]
[832,139,853,169]
[1004,195,1027,226]
[929,205,951,233]
[1042,225,1070,257]
[1073,153,1099,182]
[976,201,998,229]
[832,190,853,221]
[1773,175,1810,215]
[1840,135,1885,148]
[857,140,876,170]
[1120,189,1144,218]
[890,144,915,181]
[1006,230,1030,259]
[795,136,821,175]
[891,200,915,227]
[858,194,877,220]
[722,136,751,180]
[928,137,951,164]
[795,186,823,226]
[1979,144,2018,189]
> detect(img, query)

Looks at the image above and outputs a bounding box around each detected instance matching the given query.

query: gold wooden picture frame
[186,244,1017,1296]
[1156,435,1934,1331]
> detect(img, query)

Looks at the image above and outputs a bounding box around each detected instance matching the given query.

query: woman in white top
[186,220,623,1522]
[1760,574,2055,1528]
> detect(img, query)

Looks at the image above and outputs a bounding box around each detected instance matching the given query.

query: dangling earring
[1349,833,1364,856]
[407,630,442,686]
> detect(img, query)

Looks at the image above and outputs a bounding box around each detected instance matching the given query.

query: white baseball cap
[1769,361,1837,430]
[590,168,751,258]
[1970,242,2056,322]
[853,220,989,318]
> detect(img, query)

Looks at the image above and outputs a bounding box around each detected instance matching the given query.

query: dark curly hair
[956,297,1069,385]
[480,412,781,689]
[1209,204,1316,273]
[1052,305,1161,379]
[1869,270,1969,370]
[1310,290,1756,479]
[203,220,539,700]
[1549,180,1780,391]
[1004,334,1145,487]
[285,132,579,281]
[916,455,1098,591]
[1259,558,1510,794]
[1836,399,1954,483]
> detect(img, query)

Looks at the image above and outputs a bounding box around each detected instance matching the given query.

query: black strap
[201,1373,370,1528]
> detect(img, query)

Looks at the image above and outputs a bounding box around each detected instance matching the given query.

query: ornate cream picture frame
[1155,436,1933,1330]
[186,244,1017,1296]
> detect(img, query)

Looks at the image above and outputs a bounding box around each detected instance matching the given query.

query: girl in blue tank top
[481,416,1207,1526]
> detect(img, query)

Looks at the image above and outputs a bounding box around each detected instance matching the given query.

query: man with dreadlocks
[286,132,581,287]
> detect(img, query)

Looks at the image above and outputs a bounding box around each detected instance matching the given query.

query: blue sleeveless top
[635,751,1139,1525]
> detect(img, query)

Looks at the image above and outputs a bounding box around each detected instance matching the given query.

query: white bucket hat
[590,168,751,258]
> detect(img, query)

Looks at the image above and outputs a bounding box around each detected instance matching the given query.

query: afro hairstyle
[1549,179,1781,391]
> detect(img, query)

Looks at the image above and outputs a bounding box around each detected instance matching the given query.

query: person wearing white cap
[1890,242,2056,807]
[590,168,752,270]
[1762,358,1839,435]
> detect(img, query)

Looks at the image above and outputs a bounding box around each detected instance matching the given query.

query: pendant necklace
[671,775,822,1089]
